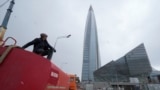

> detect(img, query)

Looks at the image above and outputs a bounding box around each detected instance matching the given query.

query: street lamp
[54,34,71,48]
[52,34,71,59]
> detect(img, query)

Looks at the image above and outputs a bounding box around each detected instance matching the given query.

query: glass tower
[94,43,152,82]
[81,6,101,82]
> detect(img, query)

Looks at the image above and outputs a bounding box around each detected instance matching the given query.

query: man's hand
[53,48,56,52]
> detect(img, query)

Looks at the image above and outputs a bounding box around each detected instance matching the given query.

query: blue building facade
[81,6,101,82]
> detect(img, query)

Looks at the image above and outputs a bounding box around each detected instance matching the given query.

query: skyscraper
[81,6,101,82]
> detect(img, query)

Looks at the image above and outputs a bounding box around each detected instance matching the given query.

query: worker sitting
[22,33,56,60]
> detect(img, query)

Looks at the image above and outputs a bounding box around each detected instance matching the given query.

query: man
[22,33,56,60]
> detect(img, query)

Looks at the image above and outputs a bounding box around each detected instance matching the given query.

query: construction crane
[0,0,15,45]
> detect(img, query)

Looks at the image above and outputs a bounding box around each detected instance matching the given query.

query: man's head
[40,33,48,40]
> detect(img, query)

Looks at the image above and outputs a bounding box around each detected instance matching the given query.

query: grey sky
[0,0,160,79]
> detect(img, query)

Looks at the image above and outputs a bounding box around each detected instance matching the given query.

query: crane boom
[0,0,15,45]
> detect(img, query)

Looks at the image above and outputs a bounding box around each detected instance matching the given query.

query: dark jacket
[22,38,56,53]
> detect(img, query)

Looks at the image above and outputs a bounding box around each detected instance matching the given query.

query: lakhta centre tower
[81,6,101,82]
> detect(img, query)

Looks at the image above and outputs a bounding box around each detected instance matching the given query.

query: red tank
[0,46,70,90]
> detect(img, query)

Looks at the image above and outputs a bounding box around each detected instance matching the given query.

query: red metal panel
[0,47,69,90]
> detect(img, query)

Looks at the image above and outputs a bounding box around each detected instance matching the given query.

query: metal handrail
[1,37,17,46]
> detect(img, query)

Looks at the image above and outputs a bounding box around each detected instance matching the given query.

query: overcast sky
[0,0,160,79]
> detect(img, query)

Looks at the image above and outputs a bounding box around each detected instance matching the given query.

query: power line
[0,0,9,8]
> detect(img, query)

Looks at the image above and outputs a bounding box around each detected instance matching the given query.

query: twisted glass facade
[81,6,101,82]
[94,43,152,82]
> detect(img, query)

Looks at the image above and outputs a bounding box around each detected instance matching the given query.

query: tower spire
[89,5,93,11]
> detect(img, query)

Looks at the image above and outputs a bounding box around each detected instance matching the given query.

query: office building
[81,6,101,82]
[94,43,152,83]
